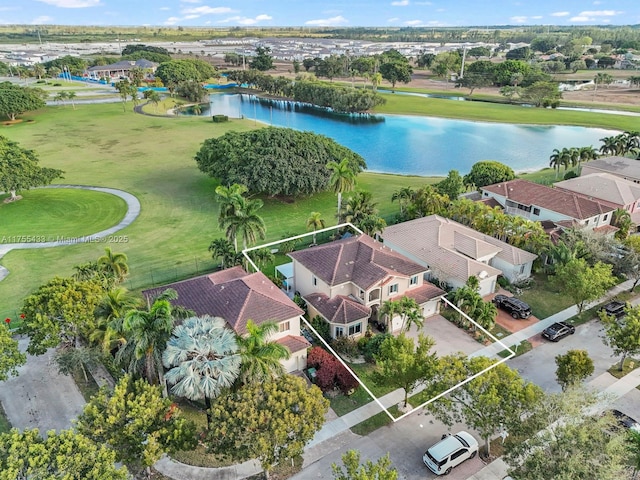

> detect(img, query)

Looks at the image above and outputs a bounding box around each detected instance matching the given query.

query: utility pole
[460,45,467,79]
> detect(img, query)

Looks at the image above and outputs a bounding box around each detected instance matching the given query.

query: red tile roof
[390,283,445,304]
[303,293,371,325]
[288,234,425,290]
[482,179,614,220]
[276,335,311,353]
[143,266,303,336]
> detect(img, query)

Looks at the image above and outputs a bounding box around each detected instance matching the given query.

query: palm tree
[163,315,241,429]
[380,299,402,331]
[577,146,599,173]
[474,301,497,332]
[149,91,161,113]
[192,103,202,115]
[121,289,178,395]
[220,196,266,252]
[215,183,249,251]
[208,238,238,269]
[236,320,290,386]
[391,186,414,217]
[97,247,129,283]
[612,208,633,240]
[54,90,68,106]
[399,296,424,333]
[343,191,378,226]
[91,286,141,354]
[358,213,387,237]
[306,212,325,244]
[600,135,620,156]
[67,91,77,110]
[327,159,356,222]
[249,247,275,270]
[32,63,46,80]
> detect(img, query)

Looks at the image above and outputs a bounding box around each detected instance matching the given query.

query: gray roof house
[143,266,309,372]
[86,59,158,80]
[382,215,538,296]
[581,156,640,184]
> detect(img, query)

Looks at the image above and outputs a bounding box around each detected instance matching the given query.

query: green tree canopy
[379,49,413,91]
[206,374,329,476]
[250,46,275,71]
[555,349,594,390]
[0,82,47,121]
[0,135,63,202]
[195,127,366,197]
[601,304,640,371]
[75,374,196,473]
[0,428,129,480]
[553,258,616,313]
[155,59,215,86]
[0,325,26,382]
[332,450,398,480]
[463,160,515,189]
[42,55,87,75]
[20,276,104,355]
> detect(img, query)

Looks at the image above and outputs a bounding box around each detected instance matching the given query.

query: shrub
[357,335,370,353]
[363,333,392,363]
[53,82,62,86]
[497,276,509,288]
[563,170,579,180]
[335,366,359,394]
[310,315,331,342]
[307,346,334,369]
[307,346,358,393]
[331,336,359,358]
[212,114,228,123]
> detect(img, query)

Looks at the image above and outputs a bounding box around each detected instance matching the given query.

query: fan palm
[306,212,326,244]
[327,159,356,222]
[220,196,266,252]
[163,315,241,429]
[120,289,178,395]
[236,320,290,386]
[97,247,129,283]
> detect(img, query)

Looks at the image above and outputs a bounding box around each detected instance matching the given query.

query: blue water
[199,93,617,176]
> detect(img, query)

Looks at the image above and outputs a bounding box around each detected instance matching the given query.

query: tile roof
[303,293,370,325]
[87,59,158,71]
[481,179,614,220]
[276,335,310,353]
[390,283,445,304]
[554,173,640,208]
[582,156,640,180]
[382,215,536,284]
[143,266,303,336]
[288,234,425,290]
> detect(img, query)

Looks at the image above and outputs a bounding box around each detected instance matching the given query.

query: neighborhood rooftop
[554,172,640,210]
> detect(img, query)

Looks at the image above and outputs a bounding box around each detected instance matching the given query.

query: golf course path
[0,185,141,281]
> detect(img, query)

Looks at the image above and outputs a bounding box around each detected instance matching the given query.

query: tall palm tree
[343,191,378,226]
[121,289,178,396]
[91,286,141,354]
[249,247,275,270]
[215,183,250,251]
[67,91,77,110]
[54,90,68,106]
[236,320,290,386]
[306,212,326,244]
[327,159,356,222]
[359,213,387,237]
[391,186,414,217]
[149,91,161,113]
[380,299,402,331]
[32,63,45,80]
[577,146,599,173]
[399,296,424,333]
[97,247,129,283]
[208,238,238,270]
[220,196,266,252]
[163,315,241,429]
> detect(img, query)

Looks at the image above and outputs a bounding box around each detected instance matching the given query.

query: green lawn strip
[518,271,575,320]
[350,405,400,436]
[488,323,512,341]
[0,402,11,434]
[348,362,396,398]
[496,340,533,359]
[0,188,127,239]
[374,93,637,131]
[607,358,640,380]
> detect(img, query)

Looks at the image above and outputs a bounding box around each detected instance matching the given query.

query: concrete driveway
[294,411,485,480]
[406,315,484,357]
[507,318,616,393]
[0,337,85,434]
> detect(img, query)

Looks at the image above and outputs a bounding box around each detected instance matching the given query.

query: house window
[519,264,525,274]
[312,276,317,286]
[603,214,608,221]
[410,275,418,286]
[359,289,365,300]
[279,321,290,333]
[335,326,344,337]
[348,323,362,336]
[533,207,540,216]
[389,283,398,295]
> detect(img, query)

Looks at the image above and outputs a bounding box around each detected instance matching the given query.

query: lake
[198,93,616,177]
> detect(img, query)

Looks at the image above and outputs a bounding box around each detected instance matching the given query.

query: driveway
[486,290,539,334]
[507,318,616,393]
[294,412,485,480]
[0,337,85,434]
[406,315,484,357]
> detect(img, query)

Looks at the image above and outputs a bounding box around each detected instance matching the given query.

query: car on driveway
[493,294,532,319]
[599,301,627,318]
[610,409,640,432]
[542,321,576,342]
[423,431,478,476]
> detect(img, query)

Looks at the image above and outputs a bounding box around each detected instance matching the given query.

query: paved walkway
[0,185,140,281]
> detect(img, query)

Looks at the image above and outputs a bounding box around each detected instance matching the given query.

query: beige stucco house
[143,266,309,373]
[382,215,537,296]
[287,234,445,337]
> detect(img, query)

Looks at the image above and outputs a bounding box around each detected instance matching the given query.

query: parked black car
[542,321,576,342]
[493,294,532,319]
[599,301,627,318]
[610,409,640,432]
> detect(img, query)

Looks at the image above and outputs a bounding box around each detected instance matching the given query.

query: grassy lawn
[489,322,512,340]
[0,188,127,239]
[374,93,638,131]
[350,405,400,436]
[0,102,430,321]
[0,402,11,434]
[519,271,575,320]
[607,358,640,380]
[497,340,533,359]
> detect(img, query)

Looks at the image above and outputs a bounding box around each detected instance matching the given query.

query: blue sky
[2,0,639,28]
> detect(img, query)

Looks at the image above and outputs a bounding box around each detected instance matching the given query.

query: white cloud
[183,14,199,19]
[391,0,409,5]
[550,11,570,16]
[31,15,53,24]
[164,16,180,25]
[182,6,233,15]
[578,10,621,16]
[405,19,423,25]
[159,7,170,11]
[531,15,543,19]
[305,15,348,26]
[36,0,100,7]
[218,14,272,25]
[569,15,590,21]
[510,16,528,23]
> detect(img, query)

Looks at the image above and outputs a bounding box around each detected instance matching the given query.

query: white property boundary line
[243,223,516,423]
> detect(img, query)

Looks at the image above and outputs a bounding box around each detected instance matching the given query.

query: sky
[1,0,639,28]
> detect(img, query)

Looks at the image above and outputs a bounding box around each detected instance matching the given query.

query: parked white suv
[423,431,479,475]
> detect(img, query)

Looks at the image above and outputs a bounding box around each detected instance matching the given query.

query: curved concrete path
[0,185,141,280]
[155,456,262,480]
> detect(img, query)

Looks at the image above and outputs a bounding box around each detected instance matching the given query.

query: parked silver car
[423,431,479,475]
